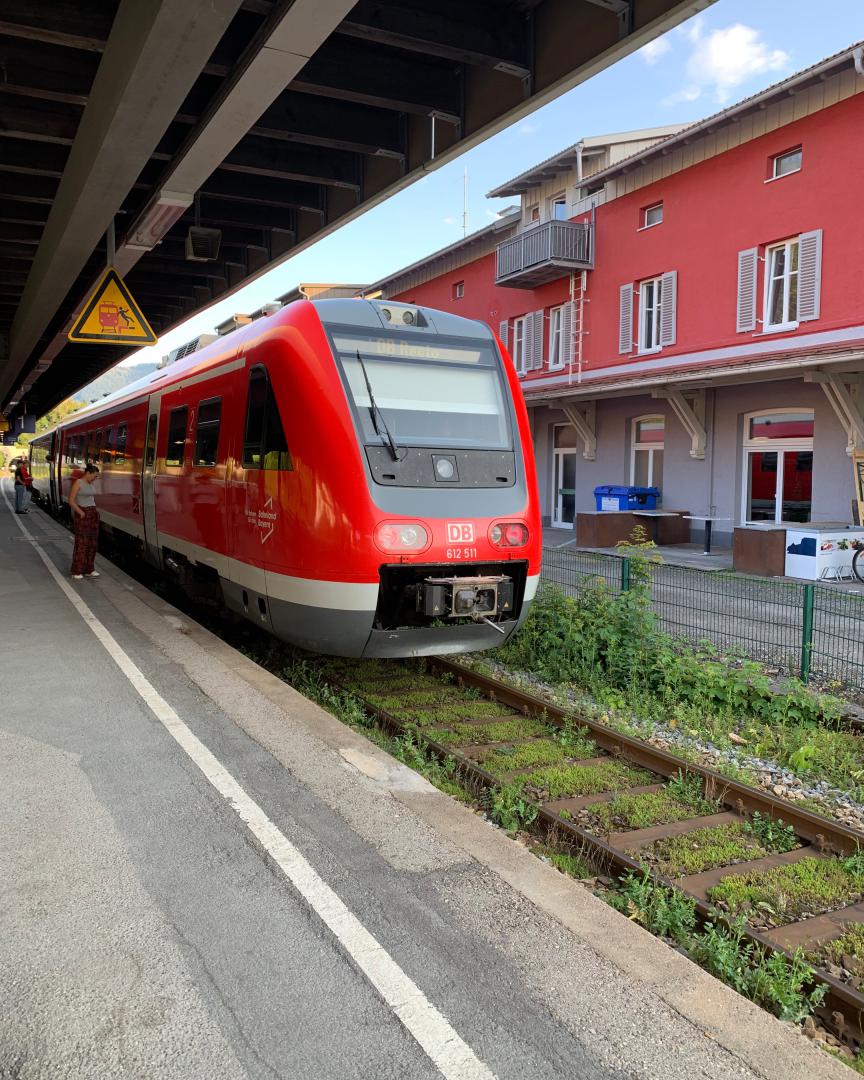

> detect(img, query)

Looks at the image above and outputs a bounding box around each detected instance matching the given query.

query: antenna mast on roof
[463,168,468,238]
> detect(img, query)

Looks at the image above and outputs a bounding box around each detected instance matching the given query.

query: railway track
[323,654,864,1047]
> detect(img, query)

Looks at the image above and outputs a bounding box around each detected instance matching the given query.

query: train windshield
[331,331,512,450]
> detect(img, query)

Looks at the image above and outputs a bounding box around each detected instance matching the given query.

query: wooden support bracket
[559,401,596,460]
[652,387,707,459]
[806,371,864,454]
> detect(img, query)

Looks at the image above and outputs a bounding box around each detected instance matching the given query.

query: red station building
[366,44,864,548]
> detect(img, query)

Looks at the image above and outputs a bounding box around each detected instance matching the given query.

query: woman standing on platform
[69,464,101,580]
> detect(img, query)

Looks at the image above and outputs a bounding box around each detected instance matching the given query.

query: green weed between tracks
[708,854,864,926]
[609,872,827,1023]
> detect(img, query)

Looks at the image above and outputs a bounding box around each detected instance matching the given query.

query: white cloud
[639,36,671,65]
[518,122,537,135]
[442,216,456,225]
[664,23,790,106]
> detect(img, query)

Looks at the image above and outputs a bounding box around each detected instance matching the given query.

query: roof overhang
[0,0,716,423]
[525,344,864,405]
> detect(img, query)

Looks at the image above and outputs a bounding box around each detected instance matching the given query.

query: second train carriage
[29,299,542,657]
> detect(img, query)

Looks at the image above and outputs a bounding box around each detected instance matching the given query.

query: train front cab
[263,299,541,658]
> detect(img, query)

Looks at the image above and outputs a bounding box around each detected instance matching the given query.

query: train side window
[145,415,157,467]
[102,427,114,464]
[92,431,102,464]
[194,397,222,467]
[242,366,292,470]
[165,407,188,468]
[116,423,128,464]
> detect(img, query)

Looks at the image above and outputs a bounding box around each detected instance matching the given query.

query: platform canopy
[0,0,713,424]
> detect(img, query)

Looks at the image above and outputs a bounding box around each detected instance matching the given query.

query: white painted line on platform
[2,486,497,1080]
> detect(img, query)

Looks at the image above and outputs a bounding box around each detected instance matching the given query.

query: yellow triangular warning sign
[68,267,156,345]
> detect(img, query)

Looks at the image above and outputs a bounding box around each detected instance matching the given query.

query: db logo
[446,522,474,543]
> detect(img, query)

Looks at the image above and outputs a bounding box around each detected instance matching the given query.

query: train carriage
[30,299,541,657]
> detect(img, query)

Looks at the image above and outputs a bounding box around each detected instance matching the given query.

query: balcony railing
[495,220,593,288]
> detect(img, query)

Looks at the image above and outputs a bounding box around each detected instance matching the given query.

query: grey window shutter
[618,284,633,355]
[531,309,545,369]
[797,229,823,322]
[736,248,758,332]
[659,270,677,347]
[522,313,534,371]
[561,301,575,366]
[498,319,508,349]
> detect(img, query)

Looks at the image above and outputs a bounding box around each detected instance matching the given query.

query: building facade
[369,45,864,545]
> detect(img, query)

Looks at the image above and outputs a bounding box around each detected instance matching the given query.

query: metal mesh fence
[539,547,864,695]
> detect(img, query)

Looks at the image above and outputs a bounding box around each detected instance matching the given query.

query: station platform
[0,479,845,1080]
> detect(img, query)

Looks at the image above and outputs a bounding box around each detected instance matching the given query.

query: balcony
[495,220,593,288]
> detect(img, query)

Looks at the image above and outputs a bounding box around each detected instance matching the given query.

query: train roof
[42,298,496,438]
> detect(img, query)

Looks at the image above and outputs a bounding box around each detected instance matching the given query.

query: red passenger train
[29,299,541,657]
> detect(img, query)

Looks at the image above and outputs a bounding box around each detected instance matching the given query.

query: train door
[141,406,160,564]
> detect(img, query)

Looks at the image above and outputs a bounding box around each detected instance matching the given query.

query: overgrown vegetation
[609,872,827,1023]
[582,788,715,834]
[495,546,862,800]
[488,784,539,832]
[637,821,790,879]
[810,923,864,992]
[742,811,798,853]
[708,854,864,925]
[514,759,655,800]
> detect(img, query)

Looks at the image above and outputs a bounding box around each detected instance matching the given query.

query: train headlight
[489,522,529,548]
[375,521,430,553]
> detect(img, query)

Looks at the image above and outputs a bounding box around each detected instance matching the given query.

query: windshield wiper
[356,349,403,461]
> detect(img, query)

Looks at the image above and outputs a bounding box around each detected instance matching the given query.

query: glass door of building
[552,451,576,527]
[742,411,814,524]
[745,448,813,523]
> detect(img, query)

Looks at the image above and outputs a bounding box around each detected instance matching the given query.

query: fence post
[621,557,631,592]
[800,584,814,683]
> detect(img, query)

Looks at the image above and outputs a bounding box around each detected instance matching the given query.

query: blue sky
[118,0,863,370]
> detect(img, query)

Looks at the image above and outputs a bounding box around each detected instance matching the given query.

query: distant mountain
[77,362,159,403]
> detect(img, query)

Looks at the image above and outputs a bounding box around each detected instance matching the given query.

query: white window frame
[637,276,663,354]
[769,147,802,181]
[630,415,665,487]
[763,238,799,332]
[550,194,568,221]
[452,280,464,300]
[642,203,663,229]
[512,315,528,375]
[525,204,540,227]
[740,407,814,525]
[548,305,566,370]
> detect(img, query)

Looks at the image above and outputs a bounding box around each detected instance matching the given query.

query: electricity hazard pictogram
[68,267,156,345]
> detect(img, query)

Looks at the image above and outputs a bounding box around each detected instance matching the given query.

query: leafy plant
[489,784,539,833]
[608,870,696,943]
[742,812,797,854]
[555,718,597,758]
[666,770,705,804]
[688,917,827,1022]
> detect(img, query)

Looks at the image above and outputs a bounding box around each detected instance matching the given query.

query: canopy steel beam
[0,3,114,53]
[335,1,531,76]
[1,0,244,407]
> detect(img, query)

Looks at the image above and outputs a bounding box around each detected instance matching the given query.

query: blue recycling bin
[593,485,660,511]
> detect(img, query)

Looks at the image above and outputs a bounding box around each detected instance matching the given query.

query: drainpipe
[854,46,864,76]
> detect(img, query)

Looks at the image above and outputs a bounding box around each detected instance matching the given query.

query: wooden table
[631,511,685,545]
[682,515,731,555]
